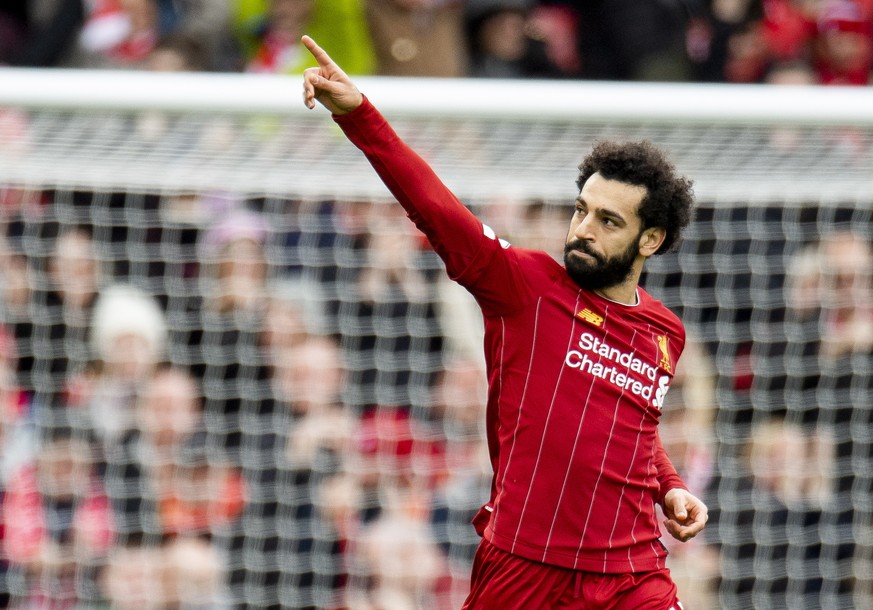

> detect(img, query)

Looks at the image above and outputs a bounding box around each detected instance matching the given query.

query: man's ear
[639,227,666,257]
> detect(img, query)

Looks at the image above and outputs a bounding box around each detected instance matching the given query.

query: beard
[563,235,640,292]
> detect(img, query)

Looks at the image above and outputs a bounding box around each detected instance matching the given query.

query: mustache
[565,239,603,262]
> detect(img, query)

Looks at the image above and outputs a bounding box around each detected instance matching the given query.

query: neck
[594,261,644,305]
[594,285,638,305]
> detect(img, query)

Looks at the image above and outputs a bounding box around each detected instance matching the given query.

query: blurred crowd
[0,188,698,610]
[1,0,873,85]
[3,2,873,609]
[2,183,871,608]
[0,195,606,608]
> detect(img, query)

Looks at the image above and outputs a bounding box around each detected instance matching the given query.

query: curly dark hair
[575,140,694,255]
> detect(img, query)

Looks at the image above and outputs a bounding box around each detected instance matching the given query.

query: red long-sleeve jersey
[335,98,688,573]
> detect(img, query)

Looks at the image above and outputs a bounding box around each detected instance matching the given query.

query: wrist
[333,95,368,120]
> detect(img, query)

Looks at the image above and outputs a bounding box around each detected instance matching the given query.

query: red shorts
[462,538,682,610]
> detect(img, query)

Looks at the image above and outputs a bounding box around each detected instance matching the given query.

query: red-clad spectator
[157,447,246,536]
[723,16,771,82]
[356,407,447,492]
[75,0,161,67]
[761,0,818,61]
[2,427,113,608]
[814,0,873,84]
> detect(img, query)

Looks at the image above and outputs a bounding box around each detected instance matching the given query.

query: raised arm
[300,34,482,274]
[299,36,549,315]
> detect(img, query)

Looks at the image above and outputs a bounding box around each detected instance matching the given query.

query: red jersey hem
[484,525,668,574]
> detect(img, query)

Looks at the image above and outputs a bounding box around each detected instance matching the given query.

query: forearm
[654,432,687,504]
[333,97,484,275]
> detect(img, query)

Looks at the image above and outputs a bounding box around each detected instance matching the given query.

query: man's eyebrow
[599,208,626,223]
[575,195,626,223]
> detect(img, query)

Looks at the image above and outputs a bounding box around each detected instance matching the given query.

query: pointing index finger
[301,35,335,69]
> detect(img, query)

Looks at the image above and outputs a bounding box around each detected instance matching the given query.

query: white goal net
[1,70,873,610]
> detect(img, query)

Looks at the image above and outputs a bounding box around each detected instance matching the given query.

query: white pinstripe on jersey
[494,297,543,546]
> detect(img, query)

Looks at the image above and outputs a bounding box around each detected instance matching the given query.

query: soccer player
[301,35,708,610]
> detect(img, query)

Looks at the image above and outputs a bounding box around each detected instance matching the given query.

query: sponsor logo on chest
[567,310,673,409]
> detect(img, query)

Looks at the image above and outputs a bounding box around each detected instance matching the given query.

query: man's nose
[573,215,596,241]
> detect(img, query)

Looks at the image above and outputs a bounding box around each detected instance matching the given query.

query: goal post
[2,68,873,201]
[1,70,872,609]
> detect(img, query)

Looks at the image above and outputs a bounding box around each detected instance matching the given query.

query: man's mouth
[568,243,600,262]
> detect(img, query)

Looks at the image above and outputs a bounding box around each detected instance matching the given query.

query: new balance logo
[575,308,604,327]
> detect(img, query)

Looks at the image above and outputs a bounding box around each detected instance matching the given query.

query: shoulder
[637,288,685,335]
[512,247,566,275]
[510,247,572,291]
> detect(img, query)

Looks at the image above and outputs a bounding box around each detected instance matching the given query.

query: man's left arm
[654,432,708,542]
